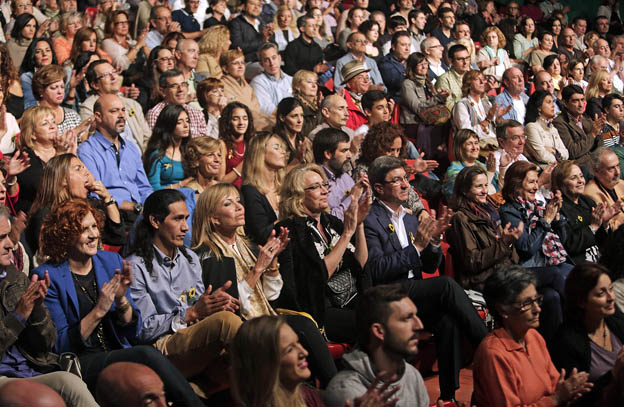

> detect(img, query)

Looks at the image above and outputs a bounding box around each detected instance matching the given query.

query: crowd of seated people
[2,0,624,406]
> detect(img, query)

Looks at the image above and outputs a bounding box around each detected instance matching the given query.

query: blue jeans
[529,263,573,342]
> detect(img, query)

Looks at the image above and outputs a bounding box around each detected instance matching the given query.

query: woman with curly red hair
[32,199,203,405]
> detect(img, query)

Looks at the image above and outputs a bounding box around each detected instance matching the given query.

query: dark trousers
[285,315,337,387]
[324,307,357,344]
[404,276,489,401]
[79,345,203,407]
[530,263,573,343]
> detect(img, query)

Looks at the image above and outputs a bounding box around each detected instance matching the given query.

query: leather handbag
[326,268,357,308]
[418,104,451,126]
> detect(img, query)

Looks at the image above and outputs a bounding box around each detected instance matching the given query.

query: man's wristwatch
[105,197,116,207]
[133,202,143,214]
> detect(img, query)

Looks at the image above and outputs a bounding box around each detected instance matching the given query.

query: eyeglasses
[351,39,368,44]
[427,44,443,49]
[383,176,410,185]
[114,20,129,26]
[454,56,471,62]
[157,56,175,63]
[166,82,190,90]
[96,70,119,81]
[511,295,544,312]
[304,182,330,192]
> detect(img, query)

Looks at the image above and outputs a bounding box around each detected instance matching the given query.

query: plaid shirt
[146,102,209,138]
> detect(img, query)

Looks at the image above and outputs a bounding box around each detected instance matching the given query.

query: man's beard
[328,157,345,177]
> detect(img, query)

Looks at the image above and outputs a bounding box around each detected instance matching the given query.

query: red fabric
[391,102,400,124]
[343,91,368,131]
[226,139,245,189]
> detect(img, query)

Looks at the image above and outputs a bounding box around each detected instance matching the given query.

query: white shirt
[512,98,526,124]
[378,200,415,279]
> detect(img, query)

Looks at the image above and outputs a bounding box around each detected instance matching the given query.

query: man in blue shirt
[172,0,207,39]
[334,31,386,92]
[250,42,292,115]
[78,94,154,224]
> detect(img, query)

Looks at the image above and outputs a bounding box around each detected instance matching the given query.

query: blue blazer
[32,251,141,354]
[364,200,443,285]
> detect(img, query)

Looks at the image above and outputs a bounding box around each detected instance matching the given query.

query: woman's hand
[113,261,132,300]
[343,191,360,237]
[412,152,439,173]
[88,179,112,201]
[136,29,148,47]
[254,229,287,273]
[553,368,593,405]
[538,163,556,187]
[345,371,399,407]
[69,66,87,90]
[36,19,51,38]
[486,152,497,173]
[500,221,523,244]
[54,129,77,155]
[590,203,605,228]
[544,190,563,224]
[9,211,27,245]
[4,150,31,177]
[499,150,516,169]
[95,277,120,318]
[350,177,372,226]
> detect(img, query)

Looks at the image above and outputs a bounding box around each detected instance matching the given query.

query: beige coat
[221,74,275,132]
[584,179,624,231]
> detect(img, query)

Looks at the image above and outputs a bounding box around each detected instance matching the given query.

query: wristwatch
[133,202,143,214]
[104,197,116,207]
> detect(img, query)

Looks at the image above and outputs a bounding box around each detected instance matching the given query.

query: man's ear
[148,215,160,230]
[364,108,372,117]
[93,111,102,126]
[323,149,333,162]
[373,182,384,195]
[371,322,385,342]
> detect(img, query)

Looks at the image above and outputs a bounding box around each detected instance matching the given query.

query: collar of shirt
[263,70,284,81]
[322,165,337,182]
[153,244,181,268]
[377,198,407,225]
[92,131,126,152]
[243,14,261,31]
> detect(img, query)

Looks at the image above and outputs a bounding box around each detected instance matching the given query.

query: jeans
[529,263,573,343]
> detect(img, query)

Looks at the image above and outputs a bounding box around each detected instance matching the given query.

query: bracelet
[232,168,242,178]
[265,262,280,273]
[6,178,16,186]
[116,298,131,313]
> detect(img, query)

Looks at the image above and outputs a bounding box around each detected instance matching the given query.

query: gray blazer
[400,78,446,124]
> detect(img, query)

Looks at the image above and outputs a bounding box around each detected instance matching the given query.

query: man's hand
[192,281,240,319]
[15,272,50,320]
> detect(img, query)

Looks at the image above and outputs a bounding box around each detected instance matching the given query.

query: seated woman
[0,78,21,157]
[197,25,230,79]
[197,78,227,140]
[67,27,112,67]
[443,129,498,201]
[52,11,81,65]
[101,10,149,79]
[26,153,124,260]
[585,69,613,119]
[220,49,274,132]
[276,164,370,343]
[524,90,569,169]
[143,104,191,191]
[473,266,591,406]
[19,37,57,110]
[182,136,225,194]
[400,52,449,163]
[274,97,313,171]
[551,263,624,407]
[499,160,573,341]
[513,16,538,63]
[551,161,618,264]
[219,102,255,189]
[354,122,427,216]
[543,54,563,94]
[292,70,322,139]
[273,5,298,52]
[0,43,26,120]
[7,14,38,70]
[16,105,75,213]
[476,26,512,82]
[192,183,337,386]
[529,31,555,73]
[452,70,508,151]
[33,199,203,405]
[241,133,287,245]
[135,45,175,113]
[447,166,521,291]
[567,59,588,92]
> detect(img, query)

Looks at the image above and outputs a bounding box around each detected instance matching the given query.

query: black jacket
[559,195,605,265]
[283,36,324,76]
[229,15,265,63]
[241,184,276,246]
[550,311,624,407]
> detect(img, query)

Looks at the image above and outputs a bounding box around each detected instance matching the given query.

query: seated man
[340,60,371,131]
[422,36,448,84]
[309,94,355,142]
[363,156,488,402]
[174,39,205,108]
[79,94,154,226]
[250,42,292,115]
[171,0,207,39]
[533,70,562,114]
[126,189,242,396]
[146,5,181,50]
[494,120,531,186]
[80,60,151,152]
[0,205,97,407]
[228,0,272,63]
[96,362,166,407]
[334,31,385,92]
[435,44,471,110]
[147,69,209,138]
[379,31,411,101]
[494,67,529,124]
[283,15,327,77]
[552,85,602,170]
[584,147,624,231]
[324,284,429,407]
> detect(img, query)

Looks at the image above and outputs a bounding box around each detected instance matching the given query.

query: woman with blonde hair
[241,132,287,245]
[192,183,337,386]
[292,70,322,138]
[273,5,298,52]
[197,25,230,79]
[52,11,82,65]
[183,136,225,194]
[477,26,511,81]
[585,69,613,118]
[16,105,75,213]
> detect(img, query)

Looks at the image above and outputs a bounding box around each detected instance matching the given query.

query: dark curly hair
[40,199,104,264]
[357,122,407,166]
[218,102,255,152]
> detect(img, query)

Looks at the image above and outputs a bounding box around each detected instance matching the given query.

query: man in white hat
[341,59,372,131]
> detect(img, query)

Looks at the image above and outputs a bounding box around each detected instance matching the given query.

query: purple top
[323,166,355,222]
[589,330,622,382]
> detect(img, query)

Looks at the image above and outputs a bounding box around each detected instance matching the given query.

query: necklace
[71,268,108,351]
[589,320,610,349]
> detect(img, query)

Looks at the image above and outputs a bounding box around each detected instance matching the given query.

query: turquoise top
[146,151,185,190]
[443,160,499,199]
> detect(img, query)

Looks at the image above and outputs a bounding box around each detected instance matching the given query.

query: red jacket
[344,90,368,131]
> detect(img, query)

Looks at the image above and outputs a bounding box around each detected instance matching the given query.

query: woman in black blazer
[241,132,287,245]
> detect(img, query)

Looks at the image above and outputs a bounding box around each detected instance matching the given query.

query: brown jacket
[0,265,58,370]
[446,203,519,291]
[552,110,597,171]
[584,179,624,231]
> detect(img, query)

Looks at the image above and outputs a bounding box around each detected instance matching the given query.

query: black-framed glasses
[383,176,409,186]
[512,295,544,312]
[304,182,330,192]
[166,82,190,90]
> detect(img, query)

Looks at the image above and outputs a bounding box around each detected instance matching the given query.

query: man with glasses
[595,15,610,40]
[335,31,385,92]
[363,155,488,403]
[172,0,207,39]
[81,60,151,151]
[229,0,273,63]
[146,5,181,50]
[436,44,470,110]
[174,39,204,107]
[421,36,448,84]
[146,69,209,138]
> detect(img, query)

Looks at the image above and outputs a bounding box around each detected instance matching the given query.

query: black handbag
[326,268,357,308]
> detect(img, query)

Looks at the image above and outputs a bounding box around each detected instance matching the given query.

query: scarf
[294,90,319,112]
[470,201,500,229]
[517,197,568,266]
[484,46,505,64]
[212,234,276,320]
[413,74,427,87]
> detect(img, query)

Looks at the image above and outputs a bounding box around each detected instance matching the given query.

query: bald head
[0,380,66,407]
[94,94,127,138]
[321,94,349,128]
[97,362,166,407]
[534,71,554,94]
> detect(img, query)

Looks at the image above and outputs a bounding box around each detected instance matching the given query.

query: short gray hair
[591,146,616,170]
[0,206,10,223]
[590,55,607,70]
[368,156,404,194]
[257,42,279,61]
[421,36,438,53]
[483,265,537,323]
